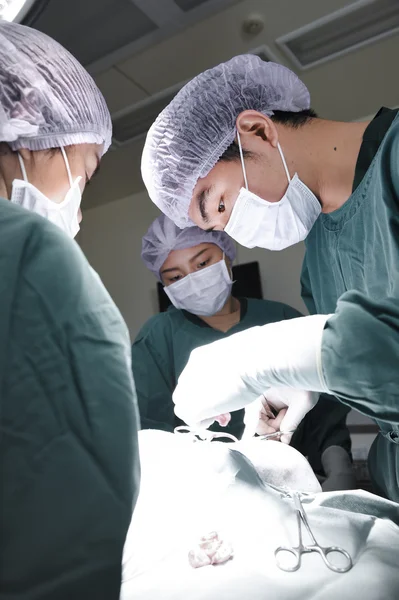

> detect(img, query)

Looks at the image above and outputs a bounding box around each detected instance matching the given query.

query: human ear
[236,110,279,147]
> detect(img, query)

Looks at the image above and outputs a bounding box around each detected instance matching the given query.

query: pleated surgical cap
[141,54,310,228]
[142,213,236,280]
[0,21,111,154]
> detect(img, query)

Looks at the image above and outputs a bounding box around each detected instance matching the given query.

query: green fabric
[132,298,351,473]
[0,200,140,599]
[301,108,399,501]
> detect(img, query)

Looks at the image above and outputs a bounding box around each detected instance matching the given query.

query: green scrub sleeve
[275,297,352,467]
[322,290,399,425]
[131,330,177,432]
[2,217,139,599]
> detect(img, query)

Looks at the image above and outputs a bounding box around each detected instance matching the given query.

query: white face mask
[224,132,321,250]
[10,146,82,238]
[164,257,233,316]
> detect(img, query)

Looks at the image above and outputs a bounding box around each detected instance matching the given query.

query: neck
[0,177,7,199]
[278,118,370,213]
[199,295,240,332]
[0,147,22,200]
[214,294,238,316]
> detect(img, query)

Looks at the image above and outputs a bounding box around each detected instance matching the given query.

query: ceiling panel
[94,69,148,115]
[117,0,350,94]
[175,0,212,10]
[83,0,399,212]
[30,0,158,65]
[302,33,399,120]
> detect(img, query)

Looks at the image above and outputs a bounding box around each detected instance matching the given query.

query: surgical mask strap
[236,130,291,189]
[60,146,74,187]
[18,153,28,182]
[277,143,291,185]
[236,129,248,190]
[18,146,74,188]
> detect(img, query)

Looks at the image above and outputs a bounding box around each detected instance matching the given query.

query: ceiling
[25,0,399,210]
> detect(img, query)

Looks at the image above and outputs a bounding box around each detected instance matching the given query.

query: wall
[79,190,160,338]
[79,189,308,339]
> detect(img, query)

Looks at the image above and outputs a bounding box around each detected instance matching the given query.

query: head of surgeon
[142,213,236,317]
[141,54,324,251]
[0,21,112,238]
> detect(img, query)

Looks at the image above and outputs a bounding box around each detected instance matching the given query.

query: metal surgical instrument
[275,491,353,573]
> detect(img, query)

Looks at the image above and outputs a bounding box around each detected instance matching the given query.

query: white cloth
[121,431,399,600]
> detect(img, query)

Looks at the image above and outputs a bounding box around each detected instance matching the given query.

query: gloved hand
[256,388,319,444]
[321,445,358,492]
[173,314,331,431]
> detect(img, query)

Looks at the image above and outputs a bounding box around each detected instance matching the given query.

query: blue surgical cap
[142,214,236,280]
[141,54,310,228]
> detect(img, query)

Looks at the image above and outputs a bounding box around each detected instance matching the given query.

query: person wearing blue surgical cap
[0,21,139,599]
[133,214,356,492]
[141,53,399,503]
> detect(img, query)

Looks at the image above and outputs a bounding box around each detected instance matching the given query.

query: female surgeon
[141,54,399,502]
[0,21,139,600]
[132,214,355,492]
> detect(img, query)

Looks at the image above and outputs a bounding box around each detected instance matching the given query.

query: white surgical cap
[0,21,111,154]
[142,213,236,280]
[141,54,310,228]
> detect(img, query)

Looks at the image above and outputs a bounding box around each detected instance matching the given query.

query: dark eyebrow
[160,266,181,275]
[189,248,208,263]
[197,188,210,223]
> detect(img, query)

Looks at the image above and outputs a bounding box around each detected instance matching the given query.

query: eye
[218,198,225,213]
[169,275,181,283]
[198,258,210,269]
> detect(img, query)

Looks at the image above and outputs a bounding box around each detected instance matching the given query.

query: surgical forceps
[275,492,353,573]
[174,426,294,443]
[257,430,295,441]
[174,425,239,443]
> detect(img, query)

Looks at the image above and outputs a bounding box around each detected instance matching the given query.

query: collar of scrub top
[352,106,398,191]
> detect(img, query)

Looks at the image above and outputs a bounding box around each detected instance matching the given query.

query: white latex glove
[173,314,331,430]
[256,388,319,444]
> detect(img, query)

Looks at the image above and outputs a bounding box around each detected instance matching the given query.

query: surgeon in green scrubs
[0,22,139,599]
[141,54,399,502]
[132,214,356,492]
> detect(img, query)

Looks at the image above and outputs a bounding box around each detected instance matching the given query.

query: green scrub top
[301,107,399,501]
[132,298,351,475]
[0,200,140,599]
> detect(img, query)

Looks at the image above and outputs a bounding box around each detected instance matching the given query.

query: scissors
[275,492,353,573]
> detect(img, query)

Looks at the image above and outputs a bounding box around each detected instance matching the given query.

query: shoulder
[245,298,302,322]
[377,113,399,173]
[133,307,183,345]
[0,200,123,330]
[368,113,399,207]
